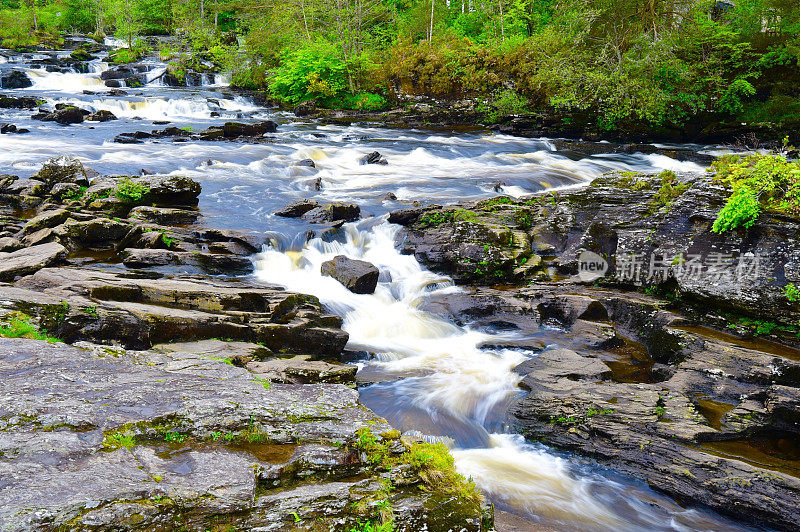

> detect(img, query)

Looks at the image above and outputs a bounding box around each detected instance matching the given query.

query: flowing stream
[0,44,757,531]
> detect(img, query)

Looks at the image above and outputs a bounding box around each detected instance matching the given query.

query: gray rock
[34,155,90,187]
[321,255,380,294]
[120,248,254,275]
[0,338,401,531]
[86,110,117,122]
[275,199,319,218]
[128,205,199,224]
[359,151,388,165]
[0,242,67,281]
[21,209,70,235]
[1,70,32,89]
[247,355,357,385]
[303,202,361,224]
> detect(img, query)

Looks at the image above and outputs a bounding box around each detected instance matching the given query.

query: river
[0,42,758,531]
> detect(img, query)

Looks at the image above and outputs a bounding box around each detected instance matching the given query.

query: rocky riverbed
[3,39,798,532]
[0,156,491,531]
[390,171,800,529]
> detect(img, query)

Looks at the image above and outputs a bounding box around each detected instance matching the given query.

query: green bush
[270,41,349,105]
[711,152,800,233]
[477,89,530,123]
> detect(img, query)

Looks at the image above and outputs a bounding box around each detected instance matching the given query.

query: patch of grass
[400,442,482,506]
[0,315,61,343]
[81,306,99,318]
[418,209,480,228]
[163,431,187,443]
[253,376,270,390]
[61,185,87,200]
[349,521,394,532]
[103,432,136,450]
[352,428,481,507]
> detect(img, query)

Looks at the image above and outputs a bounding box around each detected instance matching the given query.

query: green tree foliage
[2,0,800,129]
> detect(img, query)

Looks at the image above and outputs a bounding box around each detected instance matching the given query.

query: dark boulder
[294,100,317,116]
[295,159,316,168]
[1,70,32,89]
[86,110,117,122]
[0,95,40,109]
[303,203,361,224]
[275,199,319,218]
[359,151,388,165]
[36,106,87,125]
[222,120,278,138]
[321,255,380,294]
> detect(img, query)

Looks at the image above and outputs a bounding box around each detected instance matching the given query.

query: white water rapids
[253,223,750,531]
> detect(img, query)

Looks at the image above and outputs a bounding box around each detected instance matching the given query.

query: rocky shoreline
[0,157,491,531]
[388,171,800,529]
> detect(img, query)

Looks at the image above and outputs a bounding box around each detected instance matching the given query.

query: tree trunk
[30,0,38,31]
[200,0,205,24]
[498,0,504,41]
[429,0,435,42]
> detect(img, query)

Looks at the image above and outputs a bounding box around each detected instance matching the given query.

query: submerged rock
[321,255,380,294]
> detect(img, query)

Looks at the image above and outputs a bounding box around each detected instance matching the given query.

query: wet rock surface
[0,338,462,531]
[395,172,800,328]
[321,255,380,294]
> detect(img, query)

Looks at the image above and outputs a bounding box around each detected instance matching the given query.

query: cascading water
[252,222,754,532]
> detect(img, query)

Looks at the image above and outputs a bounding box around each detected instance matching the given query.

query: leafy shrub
[711,152,800,233]
[477,89,530,123]
[114,177,150,203]
[786,283,800,303]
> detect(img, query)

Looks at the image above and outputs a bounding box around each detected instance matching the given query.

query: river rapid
[0,43,759,531]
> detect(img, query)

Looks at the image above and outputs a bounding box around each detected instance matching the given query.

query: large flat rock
[0,242,66,281]
[0,338,389,530]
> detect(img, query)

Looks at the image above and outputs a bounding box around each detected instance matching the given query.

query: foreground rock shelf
[0,338,484,530]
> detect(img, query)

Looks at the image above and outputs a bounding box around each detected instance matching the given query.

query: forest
[1,0,799,135]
